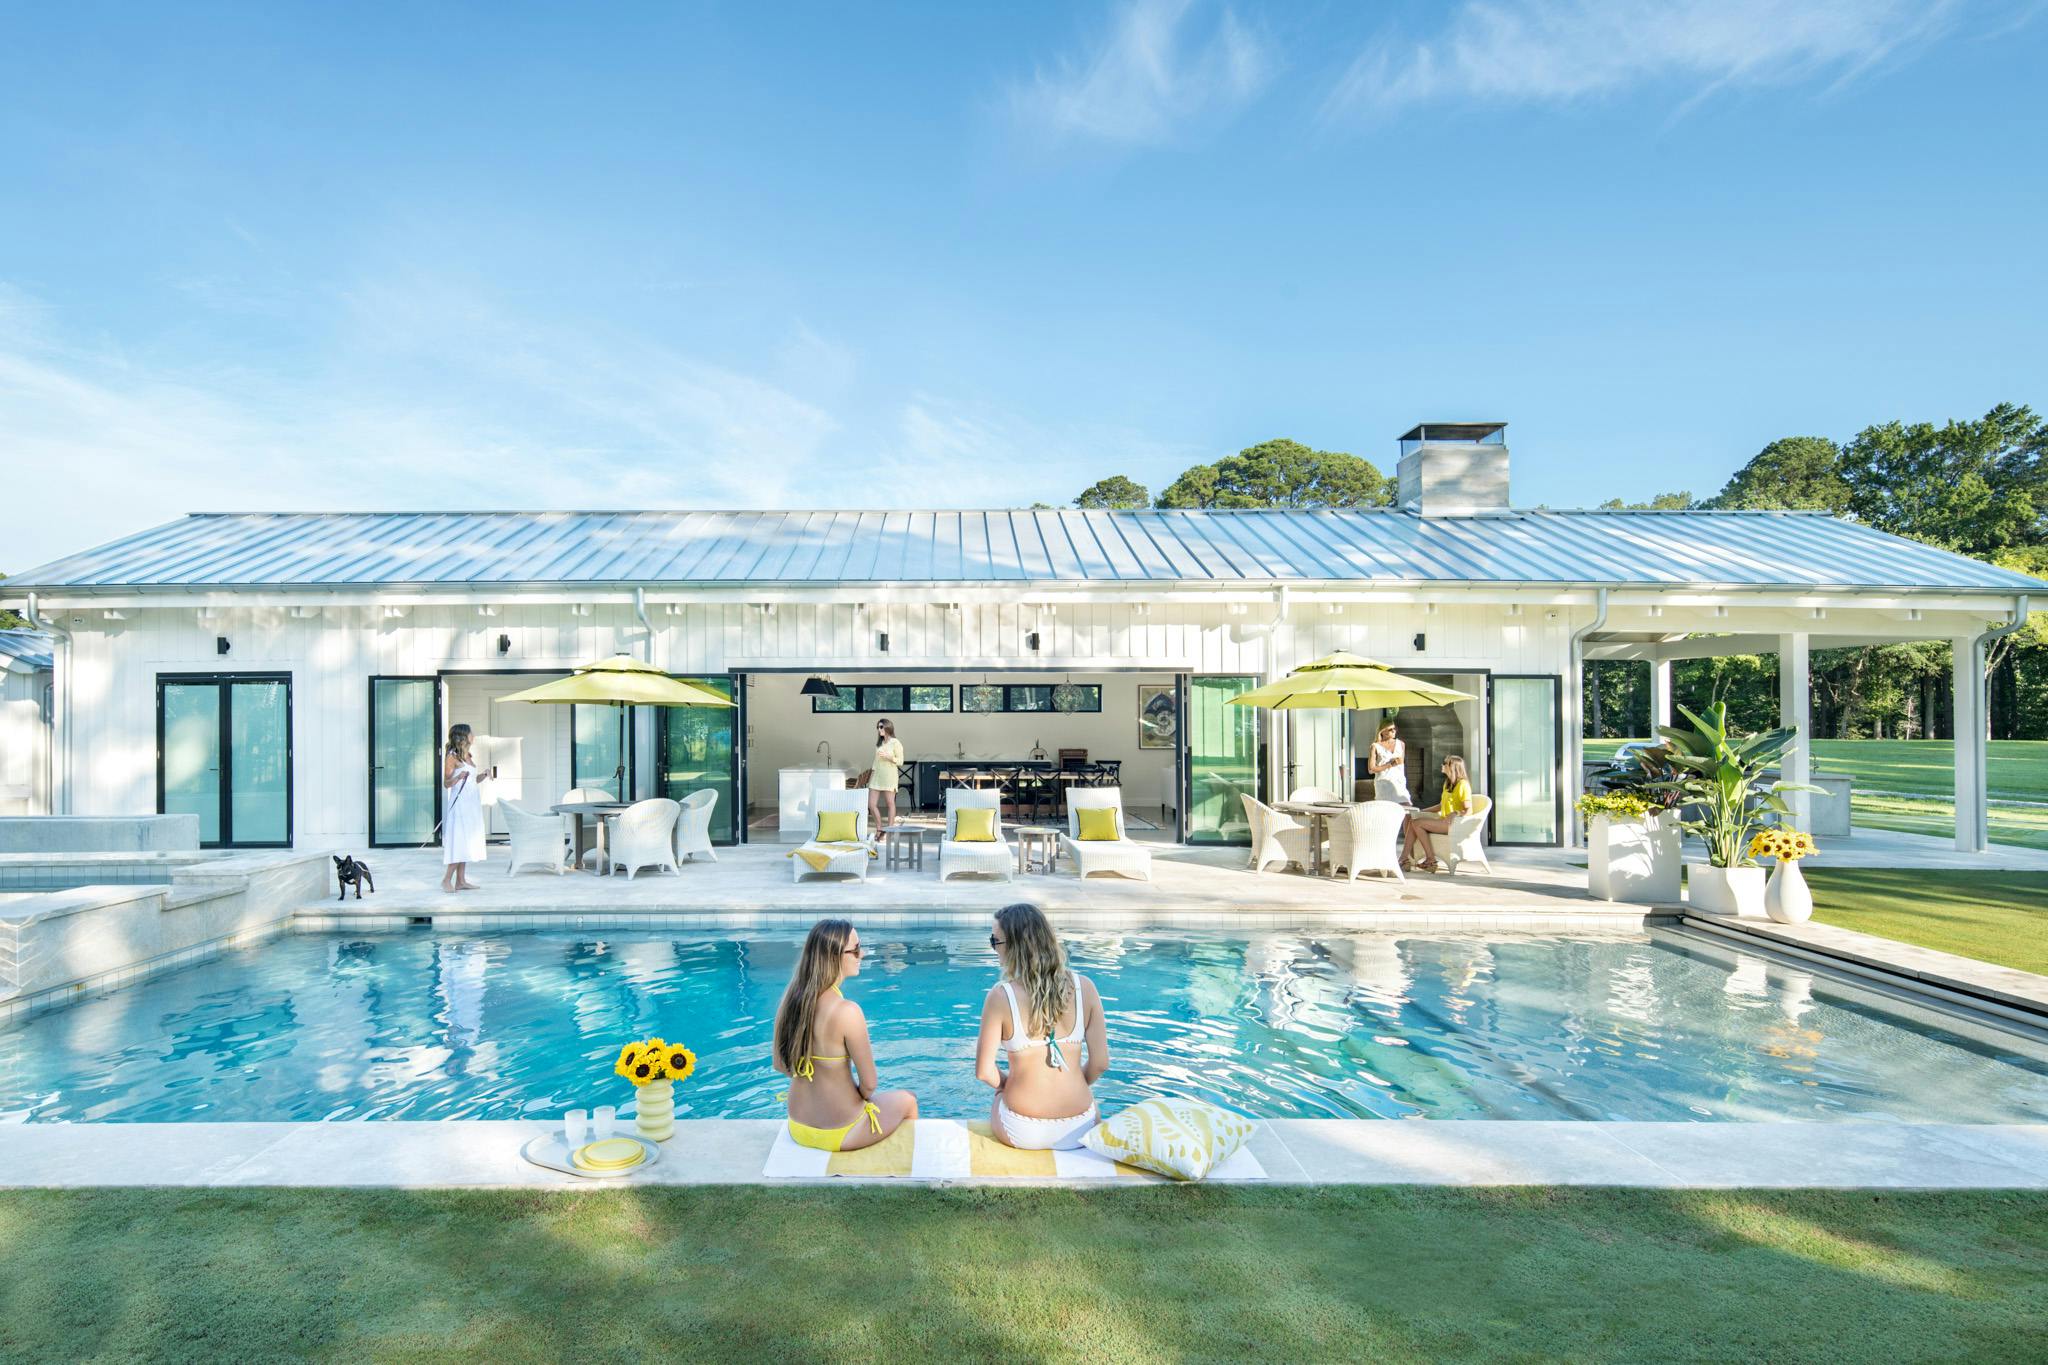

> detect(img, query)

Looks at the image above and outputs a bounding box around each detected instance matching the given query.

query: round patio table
[1273,800,1356,877]
[550,801,630,874]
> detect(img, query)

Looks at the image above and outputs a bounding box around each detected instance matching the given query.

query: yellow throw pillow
[816,810,858,843]
[1075,806,1119,841]
[1081,1099,1256,1181]
[954,807,996,842]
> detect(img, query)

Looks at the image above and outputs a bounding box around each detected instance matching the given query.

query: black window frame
[907,684,953,713]
[155,671,295,850]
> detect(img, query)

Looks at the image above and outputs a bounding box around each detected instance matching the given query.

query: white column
[1953,635,1986,852]
[1649,658,1673,734]
[1777,634,1811,828]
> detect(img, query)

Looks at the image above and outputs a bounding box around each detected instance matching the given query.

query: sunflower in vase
[1746,826,1819,924]
[612,1035,697,1141]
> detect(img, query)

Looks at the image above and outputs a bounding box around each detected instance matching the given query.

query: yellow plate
[573,1138,647,1171]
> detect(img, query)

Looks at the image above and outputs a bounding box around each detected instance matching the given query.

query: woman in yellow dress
[772,918,919,1152]
[867,717,906,832]
[1402,755,1472,873]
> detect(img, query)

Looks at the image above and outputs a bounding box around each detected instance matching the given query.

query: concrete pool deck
[3,1118,2045,1190]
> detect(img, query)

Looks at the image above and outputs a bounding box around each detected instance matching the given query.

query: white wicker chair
[607,798,682,881]
[1326,803,1407,883]
[1060,787,1152,881]
[940,788,1013,882]
[791,788,872,883]
[560,785,617,870]
[1428,794,1494,875]
[1242,794,1316,874]
[675,789,718,862]
[1287,786,1344,804]
[502,799,568,876]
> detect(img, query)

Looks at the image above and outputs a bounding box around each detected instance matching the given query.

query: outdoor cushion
[1081,1099,1256,1181]
[954,807,996,842]
[1075,806,1119,841]
[816,810,858,843]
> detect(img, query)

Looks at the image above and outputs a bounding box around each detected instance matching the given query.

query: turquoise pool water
[3,927,2044,1123]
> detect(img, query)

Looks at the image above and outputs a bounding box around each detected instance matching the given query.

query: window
[158,674,293,848]
[908,685,952,712]
[810,686,858,713]
[859,685,907,712]
[962,683,1006,713]
[1051,683,1101,713]
[1006,685,1052,712]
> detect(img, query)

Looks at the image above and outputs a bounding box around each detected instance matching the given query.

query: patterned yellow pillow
[1081,1099,1256,1181]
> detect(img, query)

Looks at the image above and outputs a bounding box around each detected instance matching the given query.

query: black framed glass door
[1487,674,1562,845]
[157,674,292,848]
[571,704,633,798]
[1181,674,1262,845]
[657,674,741,845]
[369,676,440,847]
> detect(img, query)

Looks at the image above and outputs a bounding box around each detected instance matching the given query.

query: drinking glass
[562,1108,589,1149]
[592,1105,617,1140]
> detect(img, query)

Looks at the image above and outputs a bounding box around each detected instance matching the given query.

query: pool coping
[2,1119,2044,1190]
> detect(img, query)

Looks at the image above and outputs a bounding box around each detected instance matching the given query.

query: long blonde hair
[774,918,852,1075]
[994,903,1071,1037]
[446,723,473,764]
[1443,755,1469,787]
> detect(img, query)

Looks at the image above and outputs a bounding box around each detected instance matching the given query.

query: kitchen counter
[777,767,850,838]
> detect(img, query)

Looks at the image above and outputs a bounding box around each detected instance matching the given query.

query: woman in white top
[976,902,1109,1150]
[867,717,906,832]
[1367,722,1409,804]
[440,723,486,893]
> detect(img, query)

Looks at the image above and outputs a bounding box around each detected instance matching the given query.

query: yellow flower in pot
[611,1034,695,1143]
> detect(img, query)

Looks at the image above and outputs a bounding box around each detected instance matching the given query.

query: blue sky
[3,0,2045,567]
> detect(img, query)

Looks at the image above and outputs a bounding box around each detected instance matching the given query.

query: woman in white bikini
[975,902,1109,1150]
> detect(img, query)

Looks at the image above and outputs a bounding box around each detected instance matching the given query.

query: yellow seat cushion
[1075,806,1120,841]
[1080,1099,1256,1181]
[954,807,996,842]
[816,810,858,843]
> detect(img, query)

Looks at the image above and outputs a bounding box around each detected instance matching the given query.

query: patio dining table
[550,800,630,874]
[1273,799,1359,877]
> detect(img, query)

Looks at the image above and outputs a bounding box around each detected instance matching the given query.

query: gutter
[1566,588,1610,847]
[1959,595,2030,851]
[22,593,68,815]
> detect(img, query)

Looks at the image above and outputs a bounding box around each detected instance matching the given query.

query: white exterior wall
[0,666,51,815]
[47,597,1580,847]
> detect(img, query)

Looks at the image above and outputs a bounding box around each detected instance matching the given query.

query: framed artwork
[1138,683,1178,749]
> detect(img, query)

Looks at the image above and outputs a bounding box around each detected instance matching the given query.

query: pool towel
[761,1118,1267,1181]
[788,842,877,872]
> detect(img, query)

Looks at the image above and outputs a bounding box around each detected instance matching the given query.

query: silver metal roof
[5,510,2041,594]
[0,629,53,670]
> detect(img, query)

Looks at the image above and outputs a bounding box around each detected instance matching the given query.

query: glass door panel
[660,676,738,844]
[161,683,222,844]
[1184,675,1260,845]
[1489,675,1560,844]
[229,680,290,844]
[371,677,439,846]
[572,704,628,798]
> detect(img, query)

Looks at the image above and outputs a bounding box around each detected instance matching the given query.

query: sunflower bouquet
[1747,827,1819,863]
[612,1036,697,1142]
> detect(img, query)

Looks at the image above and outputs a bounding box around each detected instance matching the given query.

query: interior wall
[442,673,572,833]
[746,672,1178,809]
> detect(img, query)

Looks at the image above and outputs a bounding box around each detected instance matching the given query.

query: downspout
[629,586,655,798]
[1963,594,2029,851]
[23,592,69,815]
[1566,588,1609,847]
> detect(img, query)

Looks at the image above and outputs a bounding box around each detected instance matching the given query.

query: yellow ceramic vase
[635,1079,675,1142]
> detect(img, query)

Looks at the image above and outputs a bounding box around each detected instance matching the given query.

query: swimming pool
[2,926,2044,1124]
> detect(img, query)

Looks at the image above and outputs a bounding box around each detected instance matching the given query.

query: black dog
[334,855,375,901]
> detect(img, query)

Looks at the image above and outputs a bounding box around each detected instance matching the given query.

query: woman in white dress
[441,723,486,893]
[1367,722,1409,804]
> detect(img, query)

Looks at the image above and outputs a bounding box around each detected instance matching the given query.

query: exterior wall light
[497,634,512,655]
[216,636,231,656]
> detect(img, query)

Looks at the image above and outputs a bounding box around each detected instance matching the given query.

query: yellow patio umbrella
[1225,652,1473,711]
[497,655,736,709]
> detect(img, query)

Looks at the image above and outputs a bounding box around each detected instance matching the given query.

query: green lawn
[1805,869,2048,975]
[3,1187,2045,1362]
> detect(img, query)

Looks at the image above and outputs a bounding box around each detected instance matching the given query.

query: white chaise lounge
[790,788,873,883]
[939,788,1013,882]
[1061,787,1151,881]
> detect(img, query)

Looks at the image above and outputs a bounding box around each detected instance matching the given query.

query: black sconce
[216,636,231,656]
[1412,633,1426,652]
[497,634,512,656]
[1026,632,1041,651]
[877,632,889,653]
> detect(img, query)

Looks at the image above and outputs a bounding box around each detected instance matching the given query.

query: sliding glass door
[369,676,440,847]
[658,675,741,845]
[157,674,293,848]
[571,704,631,798]
[1488,674,1561,845]
[1182,674,1261,845]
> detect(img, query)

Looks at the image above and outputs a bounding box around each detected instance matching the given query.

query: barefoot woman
[773,919,919,1152]
[977,903,1109,1150]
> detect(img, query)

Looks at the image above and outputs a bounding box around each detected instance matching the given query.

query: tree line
[1066,406,2048,740]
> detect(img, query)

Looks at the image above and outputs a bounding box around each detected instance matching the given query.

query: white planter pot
[1587,814,1682,904]
[1688,863,1767,918]
[1765,860,1814,924]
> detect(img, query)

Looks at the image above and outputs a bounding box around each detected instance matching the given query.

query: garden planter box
[1687,864,1767,918]
[1586,814,1681,904]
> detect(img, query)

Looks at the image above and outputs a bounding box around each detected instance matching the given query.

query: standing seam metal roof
[4,509,2042,593]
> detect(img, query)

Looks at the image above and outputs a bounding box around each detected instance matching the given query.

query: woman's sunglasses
[843,944,865,958]
[989,934,1005,949]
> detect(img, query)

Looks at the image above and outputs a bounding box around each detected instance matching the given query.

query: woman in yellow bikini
[772,918,919,1152]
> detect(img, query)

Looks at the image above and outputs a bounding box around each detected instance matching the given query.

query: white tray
[520,1132,664,1180]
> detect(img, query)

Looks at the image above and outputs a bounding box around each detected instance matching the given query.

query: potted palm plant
[1652,702,1818,919]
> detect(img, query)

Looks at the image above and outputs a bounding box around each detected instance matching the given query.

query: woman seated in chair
[773,918,919,1152]
[976,903,1109,1150]
[1401,755,1472,874]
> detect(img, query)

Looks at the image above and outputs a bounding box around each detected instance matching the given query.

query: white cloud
[1326,0,1965,116]
[1009,0,1274,145]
